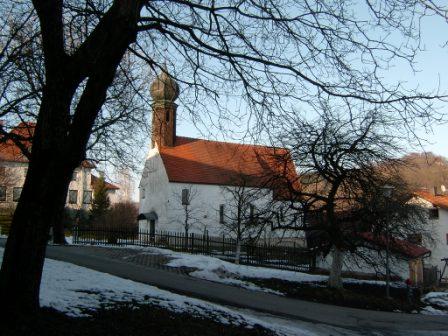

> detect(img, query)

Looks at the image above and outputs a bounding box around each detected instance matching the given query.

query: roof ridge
[175,135,287,151]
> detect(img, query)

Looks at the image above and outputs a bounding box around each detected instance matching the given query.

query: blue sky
[173,9,448,158]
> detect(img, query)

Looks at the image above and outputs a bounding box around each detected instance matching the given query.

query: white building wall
[316,249,410,280]
[410,196,448,272]
[0,161,94,211]
[426,207,448,271]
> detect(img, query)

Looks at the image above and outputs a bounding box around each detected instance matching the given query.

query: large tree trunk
[0,154,74,314]
[0,0,143,317]
[328,247,344,289]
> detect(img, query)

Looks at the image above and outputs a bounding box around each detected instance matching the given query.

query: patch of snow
[0,247,338,336]
[420,306,448,316]
[421,291,448,315]
[134,246,403,289]
[65,236,73,245]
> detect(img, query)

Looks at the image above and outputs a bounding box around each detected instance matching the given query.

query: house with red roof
[0,123,119,211]
[412,188,448,275]
[139,71,302,241]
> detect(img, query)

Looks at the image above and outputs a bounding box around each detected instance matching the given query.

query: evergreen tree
[91,175,110,222]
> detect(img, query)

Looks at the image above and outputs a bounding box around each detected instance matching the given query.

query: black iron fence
[72,225,315,272]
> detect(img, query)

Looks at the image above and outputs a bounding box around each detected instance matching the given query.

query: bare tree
[220,176,273,264]
[0,0,446,314]
[172,185,203,245]
[271,107,432,288]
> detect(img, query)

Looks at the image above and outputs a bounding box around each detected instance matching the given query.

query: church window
[249,204,255,219]
[182,189,190,205]
[219,204,225,224]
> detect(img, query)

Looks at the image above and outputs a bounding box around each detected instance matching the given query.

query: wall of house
[411,196,448,272]
[315,249,411,280]
[66,167,93,210]
[0,161,94,211]
[138,148,305,243]
[0,161,27,210]
[425,206,448,272]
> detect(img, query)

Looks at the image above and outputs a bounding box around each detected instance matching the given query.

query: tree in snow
[272,107,433,288]
[0,0,445,314]
[220,177,273,264]
[172,185,203,247]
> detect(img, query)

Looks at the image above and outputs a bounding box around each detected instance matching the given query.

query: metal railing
[72,225,315,272]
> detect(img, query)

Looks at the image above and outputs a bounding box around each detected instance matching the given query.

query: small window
[141,188,145,199]
[71,171,78,182]
[219,204,225,224]
[13,187,22,202]
[182,189,190,205]
[83,190,92,204]
[166,110,170,122]
[68,190,78,204]
[249,204,255,219]
[0,186,6,202]
[428,208,439,219]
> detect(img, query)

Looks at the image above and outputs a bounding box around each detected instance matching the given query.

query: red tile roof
[159,136,299,193]
[359,232,431,259]
[91,174,119,191]
[414,190,448,210]
[0,122,95,168]
[0,122,34,163]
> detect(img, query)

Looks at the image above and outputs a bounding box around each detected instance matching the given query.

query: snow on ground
[0,247,357,336]
[133,246,403,291]
[421,292,448,316]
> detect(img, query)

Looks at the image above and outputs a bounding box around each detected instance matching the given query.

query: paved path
[1,241,448,333]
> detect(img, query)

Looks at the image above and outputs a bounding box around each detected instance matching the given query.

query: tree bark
[0,152,74,314]
[235,238,241,265]
[328,247,344,289]
[0,0,144,315]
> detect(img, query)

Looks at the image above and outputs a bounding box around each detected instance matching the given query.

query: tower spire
[150,67,179,147]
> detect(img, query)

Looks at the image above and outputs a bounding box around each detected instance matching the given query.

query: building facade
[0,123,119,211]
[412,189,448,273]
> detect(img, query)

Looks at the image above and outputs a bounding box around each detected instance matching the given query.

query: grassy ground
[245,277,423,312]
[3,304,274,336]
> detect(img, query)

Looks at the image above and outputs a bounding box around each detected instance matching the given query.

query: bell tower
[150,69,179,147]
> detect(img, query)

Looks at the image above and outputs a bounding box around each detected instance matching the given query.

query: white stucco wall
[316,249,410,280]
[430,208,448,271]
[138,148,305,243]
[411,196,448,272]
[0,161,94,211]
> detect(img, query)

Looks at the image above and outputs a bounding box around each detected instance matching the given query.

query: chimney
[149,69,179,148]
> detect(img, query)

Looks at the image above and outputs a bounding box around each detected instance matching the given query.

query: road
[1,240,447,334]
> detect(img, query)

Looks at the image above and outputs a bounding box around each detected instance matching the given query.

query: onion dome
[150,70,179,102]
